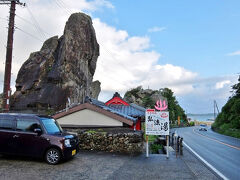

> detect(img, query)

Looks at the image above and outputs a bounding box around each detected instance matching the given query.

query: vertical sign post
[146,135,149,157]
[167,134,169,158]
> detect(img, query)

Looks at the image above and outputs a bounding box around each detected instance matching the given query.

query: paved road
[176,126,240,180]
[0,149,218,180]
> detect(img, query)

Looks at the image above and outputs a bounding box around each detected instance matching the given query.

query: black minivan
[0,113,79,165]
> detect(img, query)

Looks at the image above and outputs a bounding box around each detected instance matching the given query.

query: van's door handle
[13,135,19,138]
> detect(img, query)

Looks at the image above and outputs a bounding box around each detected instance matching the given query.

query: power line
[57,0,73,14]
[15,26,44,42]
[0,16,8,21]
[52,0,72,16]
[25,4,47,40]
[15,14,51,37]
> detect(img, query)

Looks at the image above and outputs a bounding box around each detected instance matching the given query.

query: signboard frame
[145,109,170,158]
[145,111,169,135]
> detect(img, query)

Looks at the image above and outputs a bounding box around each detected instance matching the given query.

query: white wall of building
[57,109,123,127]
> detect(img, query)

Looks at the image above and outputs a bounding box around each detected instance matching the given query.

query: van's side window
[16,119,41,132]
[0,117,14,130]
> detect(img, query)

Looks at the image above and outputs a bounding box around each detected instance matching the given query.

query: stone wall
[65,128,144,154]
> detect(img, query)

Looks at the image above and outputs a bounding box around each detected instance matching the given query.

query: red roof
[105,92,129,106]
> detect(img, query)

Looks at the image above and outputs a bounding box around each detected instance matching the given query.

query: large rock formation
[124,86,163,107]
[124,86,187,124]
[11,13,100,113]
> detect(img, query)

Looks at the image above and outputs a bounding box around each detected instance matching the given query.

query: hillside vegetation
[212,76,240,138]
[124,86,187,125]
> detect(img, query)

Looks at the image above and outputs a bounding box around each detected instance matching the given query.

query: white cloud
[148,26,166,33]
[92,19,201,98]
[215,80,231,89]
[141,64,198,95]
[0,0,114,92]
[0,0,236,114]
[93,18,160,92]
[227,50,240,56]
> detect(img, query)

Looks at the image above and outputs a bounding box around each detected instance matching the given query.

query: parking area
[0,149,219,180]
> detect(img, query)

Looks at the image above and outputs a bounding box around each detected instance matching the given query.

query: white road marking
[183,141,229,180]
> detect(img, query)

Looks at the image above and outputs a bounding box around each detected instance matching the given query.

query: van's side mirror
[34,128,42,135]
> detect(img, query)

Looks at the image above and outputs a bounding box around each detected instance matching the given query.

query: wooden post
[172,133,174,146]
[146,135,149,157]
[2,1,16,112]
[180,138,183,155]
[177,136,180,153]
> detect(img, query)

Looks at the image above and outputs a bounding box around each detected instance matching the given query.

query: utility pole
[214,100,216,120]
[0,0,25,112]
[213,100,220,120]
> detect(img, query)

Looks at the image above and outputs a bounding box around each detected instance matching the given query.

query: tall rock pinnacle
[11,13,100,112]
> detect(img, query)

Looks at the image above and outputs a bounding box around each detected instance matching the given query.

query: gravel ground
[0,148,219,180]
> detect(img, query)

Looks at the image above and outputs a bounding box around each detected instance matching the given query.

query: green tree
[142,96,155,108]
[212,76,240,138]
[124,87,187,125]
[232,76,240,97]
[160,88,187,124]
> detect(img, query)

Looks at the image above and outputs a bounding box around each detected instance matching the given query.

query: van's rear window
[0,117,14,130]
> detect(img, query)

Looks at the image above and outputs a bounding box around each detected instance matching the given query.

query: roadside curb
[183,141,229,180]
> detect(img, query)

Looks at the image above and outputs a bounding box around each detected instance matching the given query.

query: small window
[16,119,41,132]
[0,117,14,130]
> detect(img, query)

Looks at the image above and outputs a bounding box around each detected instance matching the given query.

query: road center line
[193,128,240,151]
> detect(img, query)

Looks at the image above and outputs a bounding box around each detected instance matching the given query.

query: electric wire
[52,0,72,16]
[15,26,44,42]
[57,0,73,14]
[15,14,51,37]
[25,4,47,40]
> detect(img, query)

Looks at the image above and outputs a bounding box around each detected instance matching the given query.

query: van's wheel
[45,148,61,165]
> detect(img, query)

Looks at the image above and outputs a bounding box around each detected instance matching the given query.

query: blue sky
[0,0,239,114]
[92,0,240,77]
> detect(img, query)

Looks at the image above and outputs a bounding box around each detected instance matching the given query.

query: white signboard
[145,111,169,135]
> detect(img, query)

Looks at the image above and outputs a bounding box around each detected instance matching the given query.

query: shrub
[150,143,163,154]
[189,121,195,126]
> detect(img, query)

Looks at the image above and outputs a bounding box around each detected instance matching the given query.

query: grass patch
[150,143,163,154]
[148,135,158,142]
[212,123,240,139]
[86,130,97,134]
